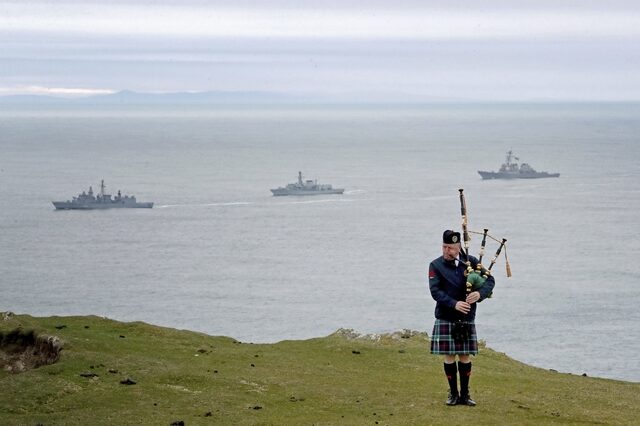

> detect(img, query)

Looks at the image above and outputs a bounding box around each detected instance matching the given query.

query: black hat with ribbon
[442,229,461,244]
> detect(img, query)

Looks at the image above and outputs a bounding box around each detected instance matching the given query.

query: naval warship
[478,150,560,180]
[270,172,344,196]
[52,180,153,209]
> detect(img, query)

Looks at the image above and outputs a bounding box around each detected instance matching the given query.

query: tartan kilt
[430,319,478,355]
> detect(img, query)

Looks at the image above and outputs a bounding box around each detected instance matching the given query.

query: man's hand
[455,301,471,314]
[466,291,480,304]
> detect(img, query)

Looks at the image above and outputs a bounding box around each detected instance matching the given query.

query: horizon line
[1,89,640,104]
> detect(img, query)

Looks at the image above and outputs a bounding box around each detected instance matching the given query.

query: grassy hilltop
[1,313,638,425]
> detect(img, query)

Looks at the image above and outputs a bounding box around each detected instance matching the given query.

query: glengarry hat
[442,229,461,244]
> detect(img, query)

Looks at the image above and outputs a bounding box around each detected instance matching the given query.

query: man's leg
[457,355,476,406]
[443,355,458,405]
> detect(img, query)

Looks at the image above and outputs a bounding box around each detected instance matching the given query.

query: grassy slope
[1,313,638,425]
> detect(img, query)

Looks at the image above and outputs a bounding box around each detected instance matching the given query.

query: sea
[1,102,638,382]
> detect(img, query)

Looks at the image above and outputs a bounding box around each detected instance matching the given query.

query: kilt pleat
[430,319,478,355]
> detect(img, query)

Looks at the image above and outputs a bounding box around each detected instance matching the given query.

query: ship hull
[478,171,560,180]
[53,201,154,210]
[270,188,345,196]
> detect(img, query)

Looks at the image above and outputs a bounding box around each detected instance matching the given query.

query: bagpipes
[457,188,511,295]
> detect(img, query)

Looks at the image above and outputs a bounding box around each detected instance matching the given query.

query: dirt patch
[0,329,63,373]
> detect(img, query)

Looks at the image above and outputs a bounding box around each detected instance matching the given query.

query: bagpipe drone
[457,188,512,295]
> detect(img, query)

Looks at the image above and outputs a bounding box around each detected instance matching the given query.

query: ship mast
[100,180,105,198]
[298,171,303,186]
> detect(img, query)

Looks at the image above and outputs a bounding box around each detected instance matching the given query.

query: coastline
[2,312,638,425]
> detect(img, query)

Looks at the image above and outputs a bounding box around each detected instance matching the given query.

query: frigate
[52,180,153,209]
[270,172,344,196]
[478,150,560,180]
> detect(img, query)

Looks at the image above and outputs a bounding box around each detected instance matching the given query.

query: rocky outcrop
[0,328,63,373]
[333,328,428,342]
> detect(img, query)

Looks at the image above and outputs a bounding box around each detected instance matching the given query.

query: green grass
[1,313,638,425]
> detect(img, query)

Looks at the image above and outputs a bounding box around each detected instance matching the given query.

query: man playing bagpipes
[428,229,495,406]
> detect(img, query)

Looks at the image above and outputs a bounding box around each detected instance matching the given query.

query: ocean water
[1,103,638,382]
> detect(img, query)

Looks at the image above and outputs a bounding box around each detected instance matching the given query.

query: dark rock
[197,349,207,354]
[213,370,218,373]
[351,350,361,354]
[54,325,66,330]
[120,377,136,385]
[582,373,588,377]
[79,371,98,378]
[119,335,125,338]
[170,421,184,426]
[108,369,118,374]
[0,331,63,373]
[204,411,212,417]
[84,325,90,329]
[398,349,406,353]
[250,364,255,367]
[252,405,262,410]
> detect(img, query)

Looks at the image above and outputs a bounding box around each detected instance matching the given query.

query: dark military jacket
[428,253,495,322]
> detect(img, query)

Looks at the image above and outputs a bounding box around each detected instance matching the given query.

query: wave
[156,201,253,208]
[284,198,356,205]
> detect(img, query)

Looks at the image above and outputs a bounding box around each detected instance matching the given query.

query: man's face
[442,243,460,261]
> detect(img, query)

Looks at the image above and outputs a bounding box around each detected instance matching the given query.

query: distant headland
[0,90,299,105]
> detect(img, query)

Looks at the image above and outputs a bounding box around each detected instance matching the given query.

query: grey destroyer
[478,150,560,180]
[52,180,153,209]
[270,172,344,196]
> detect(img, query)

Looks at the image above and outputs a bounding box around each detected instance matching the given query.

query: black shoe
[446,392,459,406]
[458,394,476,406]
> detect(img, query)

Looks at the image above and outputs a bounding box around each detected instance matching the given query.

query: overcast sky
[1,0,639,101]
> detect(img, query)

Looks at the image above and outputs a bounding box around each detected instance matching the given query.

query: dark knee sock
[458,361,472,395]
[444,362,458,395]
